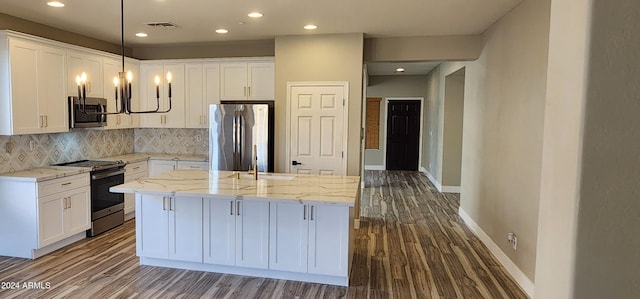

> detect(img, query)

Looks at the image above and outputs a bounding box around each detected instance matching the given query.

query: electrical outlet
[103,135,107,143]
[195,135,202,142]
[29,140,35,151]
[507,232,518,250]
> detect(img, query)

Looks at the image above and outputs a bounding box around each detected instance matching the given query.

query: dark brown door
[386,100,421,170]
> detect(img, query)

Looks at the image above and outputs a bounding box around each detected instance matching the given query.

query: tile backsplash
[134,128,208,156]
[0,129,134,173]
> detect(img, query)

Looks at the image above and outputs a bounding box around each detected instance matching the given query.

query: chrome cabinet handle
[162,197,167,210]
[303,205,307,220]
[230,201,234,215]
[236,201,240,216]
[170,197,174,211]
[61,182,72,186]
[311,206,315,221]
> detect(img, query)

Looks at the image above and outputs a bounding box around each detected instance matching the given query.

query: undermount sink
[227,172,295,181]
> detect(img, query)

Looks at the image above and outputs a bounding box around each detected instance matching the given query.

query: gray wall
[572,0,640,297]
[364,35,483,62]
[0,13,130,56]
[364,75,429,167]
[132,40,275,60]
[459,0,550,281]
[274,34,364,175]
[442,71,465,187]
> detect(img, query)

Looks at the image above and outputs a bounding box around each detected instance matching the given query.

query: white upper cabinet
[185,63,220,128]
[0,34,68,135]
[103,58,140,129]
[220,61,274,101]
[140,63,186,128]
[67,50,103,98]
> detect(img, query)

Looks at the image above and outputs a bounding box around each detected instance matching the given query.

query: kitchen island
[110,170,360,286]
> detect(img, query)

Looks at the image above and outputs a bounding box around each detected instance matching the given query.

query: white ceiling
[367,61,440,76]
[0,0,523,46]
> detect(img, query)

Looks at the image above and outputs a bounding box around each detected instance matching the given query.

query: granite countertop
[0,166,90,182]
[100,153,151,164]
[111,170,360,206]
[145,153,208,162]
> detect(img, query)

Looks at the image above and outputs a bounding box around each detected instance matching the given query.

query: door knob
[292,160,302,166]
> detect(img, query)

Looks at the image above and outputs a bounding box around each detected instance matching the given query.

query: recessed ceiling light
[216,29,229,34]
[304,24,318,30]
[135,32,148,37]
[248,12,263,18]
[396,68,405,72]
[47,1,65,8]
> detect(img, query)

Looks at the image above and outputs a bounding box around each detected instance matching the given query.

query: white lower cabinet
[203,197,269,269]
[124,161,148,218]
[148,160,208,176]
[269,202,350,276]
[136,194,203,262]
[38,178,91,248]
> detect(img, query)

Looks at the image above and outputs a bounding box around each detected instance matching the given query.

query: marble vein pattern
[134,128,208,156]
[0,166,91,182]
[111,170,360,206]
[0,129,134,173]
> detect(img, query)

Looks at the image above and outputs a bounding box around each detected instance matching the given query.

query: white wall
[459,0,551,286]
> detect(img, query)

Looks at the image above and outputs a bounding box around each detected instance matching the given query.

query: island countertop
[110,170,360,206]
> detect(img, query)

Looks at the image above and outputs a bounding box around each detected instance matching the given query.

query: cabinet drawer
[38,173,89,197]
[125,161,148,175]
[177,161,208,170]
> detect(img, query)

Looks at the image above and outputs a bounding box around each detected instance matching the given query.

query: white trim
[441,186,461,193]
[382,97,425,170]
[364,165,385,170]
[458,208,535,298]
[419,166,443,192]
[286,82,349,175]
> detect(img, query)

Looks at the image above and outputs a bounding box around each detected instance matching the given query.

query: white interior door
[288,83,347,175]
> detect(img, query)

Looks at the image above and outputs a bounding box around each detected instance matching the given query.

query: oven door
[90,168,125,220]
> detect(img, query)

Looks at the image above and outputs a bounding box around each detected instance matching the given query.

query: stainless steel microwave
[69,96,107,128]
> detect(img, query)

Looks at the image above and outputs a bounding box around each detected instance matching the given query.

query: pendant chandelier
[76,0,172,115]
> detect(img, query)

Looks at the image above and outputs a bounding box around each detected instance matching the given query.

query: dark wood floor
[0,171,527,298]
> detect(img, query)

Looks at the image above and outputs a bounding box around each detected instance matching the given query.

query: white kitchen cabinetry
[220,61,274,100]
[269,202,350,276]
[123,161,148,219]
[140,63,186,128]
[0,173,90,259]
[67,50,103,98]
[0,35,68,135]
[103,58,140,129]
[204,197,270,269]
[136,194,203,262]
[149,159,208,176]
[186,63,220,128]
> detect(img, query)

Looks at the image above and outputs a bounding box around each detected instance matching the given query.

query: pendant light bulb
[81,72,87,83]
[166,72,172,83]
[75,75,82,85]
[113,77,119,87]
[154,75,161,86]
[126,71,133,83]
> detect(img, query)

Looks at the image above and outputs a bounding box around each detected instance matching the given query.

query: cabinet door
[185,64,204,128]
[65,186,91,235]
[38,194,65,247]
[148,160,177,176]
[269,202,309,272]
[139,64,165,127]
[236,200,269,269]
[204,197,236,265]
[247,62,274,100]
[9,39,41,134]
[103,58,121,129]
[203,63,221,122]
[168,196,203,262]
[163,64,186,128]
[38,45,68,133]
[177,161,208,170]
[220,63,248,100]
[308,205,350,276]
[136,194,169,259]
[67,51,103,97]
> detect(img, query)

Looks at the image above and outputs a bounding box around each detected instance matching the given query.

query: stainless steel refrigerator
[209,102,274,172]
